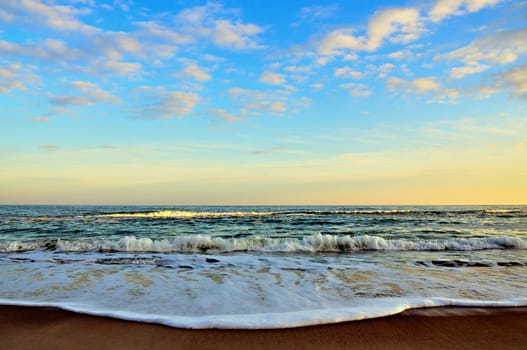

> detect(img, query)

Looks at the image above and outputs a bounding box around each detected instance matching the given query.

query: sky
[0,0,526,205]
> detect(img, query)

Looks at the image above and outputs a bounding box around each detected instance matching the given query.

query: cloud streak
[0,0,99,34]
[497,63,527,99]
[440,28,527,66]
[133,88,200,119]
[48,81,120,106]
[260,72,285,85]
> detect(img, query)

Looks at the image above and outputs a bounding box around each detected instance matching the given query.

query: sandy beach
[1,306,526,350]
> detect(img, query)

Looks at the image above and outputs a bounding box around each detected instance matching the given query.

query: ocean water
[0,205,526,329]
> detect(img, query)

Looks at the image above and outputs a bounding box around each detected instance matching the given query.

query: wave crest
[86,208,527,220]
[2,234,526,253]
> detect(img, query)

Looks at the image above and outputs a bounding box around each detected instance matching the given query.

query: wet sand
[1,306,526,350]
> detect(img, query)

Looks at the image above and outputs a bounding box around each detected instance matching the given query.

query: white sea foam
[0,241,46,252]
[2,248,527,329]
[90,209,417,219]
[1,297,526,329]
[45,234,527,252]
[2,234,527,253]
[95,210,279,219]
[483,209,527,214]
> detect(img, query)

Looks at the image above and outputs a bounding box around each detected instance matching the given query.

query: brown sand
[0,306,526,350]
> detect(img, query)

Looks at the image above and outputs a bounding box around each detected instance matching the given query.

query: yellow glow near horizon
[2,141,526,205]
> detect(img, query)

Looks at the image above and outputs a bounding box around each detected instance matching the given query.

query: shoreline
[1,306,526,349]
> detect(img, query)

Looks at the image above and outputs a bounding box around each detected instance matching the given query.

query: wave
[4,208,524,222]
[1,297,526,329]
[78,207,527,220]
[92,210,283,219]
[87,209,417,219]
[482,209,527,214]
[2,234,526,253]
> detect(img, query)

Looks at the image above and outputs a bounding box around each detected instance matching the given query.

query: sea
[0,205,526,329]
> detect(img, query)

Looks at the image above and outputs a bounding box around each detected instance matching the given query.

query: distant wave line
[81,208,527,219]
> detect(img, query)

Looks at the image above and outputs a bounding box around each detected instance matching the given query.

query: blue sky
[1,0,526,204]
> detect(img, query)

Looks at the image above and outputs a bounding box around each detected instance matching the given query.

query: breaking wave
[2,234,526,253]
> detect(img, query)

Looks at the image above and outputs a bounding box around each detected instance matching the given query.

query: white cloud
[343,53,359,61]
[339,82,372,97]
[367,7,424,48]
[450,63,488,79]
[334,67,363,79]
[0,79,24,93]
[212,20,264,49]
[175,2,265,50]
[134,88,200,119]
[306,0,504,67]
[209,109,244,123]
[93,60,143,77]
[377,63,395,78]
[260,72,286,85]
[350,89,373,97]
[0,66,15,79]
[89,33,143,61]
[318,29,365,55]
[310,83,324,91]
[176,2,222,25]
[295,97,312,108]
[497,63,527,99]
[71,81,96,90]
[411,77,441,93]
[49,95,93,106]
[0,2,263,85]
[477,86,501,98]
[429,0,502,22]
[270,101,287,112]
[71,81,121,104]
[135,21,193,45]
[156,91,200,118]
[0,39,82,62]
[387,77,440,94]
[48,81,120,106]
[317,7,424,55]
[227,87,289,114]
[0,37,145,78]
[46,107,78,119]
[179,63,212,82]
[0,0,99,34]
[387,49,412,60]
[284,65,312,73]
[315,56,334,66]
[440,28,527,65]
[0,64,37,93]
